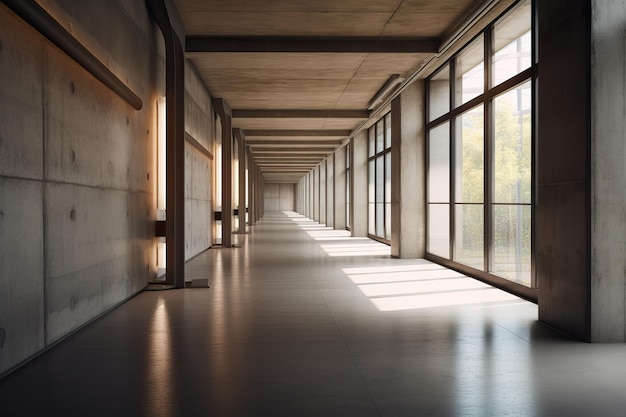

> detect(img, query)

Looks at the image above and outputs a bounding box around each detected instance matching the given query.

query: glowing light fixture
[157,97,166,271]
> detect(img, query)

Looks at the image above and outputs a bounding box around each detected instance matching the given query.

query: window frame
[425,0,537,300]
[368,112,392,244]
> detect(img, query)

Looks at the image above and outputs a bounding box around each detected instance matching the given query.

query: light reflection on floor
[285,211,521,312]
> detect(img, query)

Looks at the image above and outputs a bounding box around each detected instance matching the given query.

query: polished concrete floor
[2,211,626,416]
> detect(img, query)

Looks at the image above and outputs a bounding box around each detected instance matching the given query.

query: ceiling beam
[254,158,325,162]
[252,150,330,154]
[232,109,368,119]
[186,36,440,53]
[245,129,350,137]
[247,140,342,146]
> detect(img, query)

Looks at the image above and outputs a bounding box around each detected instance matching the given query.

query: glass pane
[368,128,375,157]
[368,160,375,203]
[428,204,450,258]
[494,81,532,204]
[346,171,350,204]
[454,204,484,270]
[376,156,384,203]
[385,152,391,203]
[493,0,532,86]
[455,105,484,203]
[491,205,531,286]
[455,34,484,106]
[376,119,385,154]
[385,113,392,149]
[429,64,450,121]
[385,202,392,240]
[376,203,384,237]
[428,122,450,202]
[368,203,375,235]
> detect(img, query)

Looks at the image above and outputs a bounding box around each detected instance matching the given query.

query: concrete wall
[352,131,369,237]
[263,183,295,211]
[184,62,213,260]
[391,81,425,258]
[0,0,164,374]
[311,165,321,222]
[184,143,212,259]
[590,0,626,342]
[334,145,347,230]
[537,0,591,341]
[319,161,327,225]
[326,155,334,228]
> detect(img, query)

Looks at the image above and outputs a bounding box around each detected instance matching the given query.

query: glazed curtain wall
[426,0,535,290]
[368,113,392,243]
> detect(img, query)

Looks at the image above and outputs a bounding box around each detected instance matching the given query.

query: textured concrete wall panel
[45,44,131,189]
[185,61,213,150]
[184,143,212,260]
[45,183,129,279]
[590,0,626,342]
[279,183,295,211]
[0,178,45,374]
[39,0,158,99]
[0,0,163,373]
[0,7,44,180]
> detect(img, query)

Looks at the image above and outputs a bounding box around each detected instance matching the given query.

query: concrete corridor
[1,212,626,416]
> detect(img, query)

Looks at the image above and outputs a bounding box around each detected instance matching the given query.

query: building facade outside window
[426,0,535,291]
[368,113,392,243]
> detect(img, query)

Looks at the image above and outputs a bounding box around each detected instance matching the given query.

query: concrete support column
[299,177,304,214]
[590,0,626,342]
[309,171,314,219]
[352,130,368,237]
[320,161,326,225]
[234,129,246,233]
[334,145,347,230]
[391,81,425,258]
[212,98,233,247]
[258,172,264,219]
[313,165,321,223]
[247,147,255,225]
[326,155,334,228]
[536,0,591,340]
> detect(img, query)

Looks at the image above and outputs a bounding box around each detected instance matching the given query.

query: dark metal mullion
[449,59,456,260]
[376,116,387,239]
[484,25,493,274]
[382,119,386,239]
[425,78,431,254]
[530,0,538,289]
[427,67,536,131]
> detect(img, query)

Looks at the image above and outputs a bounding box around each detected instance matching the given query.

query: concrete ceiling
[174,0,486,183]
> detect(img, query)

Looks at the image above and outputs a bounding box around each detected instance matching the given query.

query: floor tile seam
[490,318,534,345]
[316,286,384,417]
[290,215,384,416]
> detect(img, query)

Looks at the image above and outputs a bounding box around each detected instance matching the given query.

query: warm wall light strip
[157,96,166,212]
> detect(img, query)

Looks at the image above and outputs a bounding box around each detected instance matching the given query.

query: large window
[368,113,392,242]
[426,0,534,288]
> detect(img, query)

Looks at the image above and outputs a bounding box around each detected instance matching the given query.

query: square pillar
[326,154,334,228]
[391,81,426,258]
[352,130,368,237]
[334,145,347,230]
